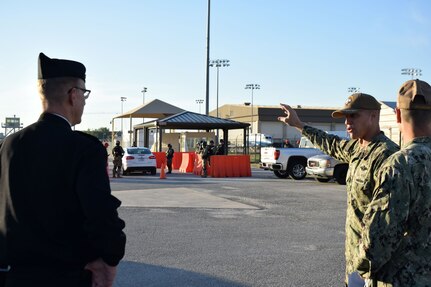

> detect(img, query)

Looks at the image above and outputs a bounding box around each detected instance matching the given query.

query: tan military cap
[332,93,381,118]
[398,79,431,110]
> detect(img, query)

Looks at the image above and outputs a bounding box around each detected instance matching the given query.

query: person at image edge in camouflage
[354,79,431,287]
[278,94,399,286]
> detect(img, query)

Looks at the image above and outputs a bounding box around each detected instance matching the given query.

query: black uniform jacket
[0,113,126,268]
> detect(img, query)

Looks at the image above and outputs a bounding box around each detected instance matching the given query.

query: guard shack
[134,111,250,155]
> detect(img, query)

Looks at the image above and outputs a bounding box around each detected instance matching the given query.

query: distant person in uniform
[165,143,174,174]
[112,140,124,178]
[278,93,399,286]
[202,140,215,177]
[354,79,431,286]
[0,53,126,287]
[215,139,225,155]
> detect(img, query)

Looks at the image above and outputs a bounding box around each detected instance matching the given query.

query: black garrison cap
[38,53,86,81]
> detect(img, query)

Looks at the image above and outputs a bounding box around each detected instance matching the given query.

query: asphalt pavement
[110,168,347,287]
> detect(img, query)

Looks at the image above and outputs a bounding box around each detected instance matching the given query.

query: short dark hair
[401,109,431,128]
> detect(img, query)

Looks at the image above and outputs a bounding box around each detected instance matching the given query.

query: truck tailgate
[260,147,276,163]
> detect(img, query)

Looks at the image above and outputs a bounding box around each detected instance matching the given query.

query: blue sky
[1,0,430,131]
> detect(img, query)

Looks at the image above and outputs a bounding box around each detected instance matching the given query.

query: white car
[306,154,348,185]
[121,147,157,175]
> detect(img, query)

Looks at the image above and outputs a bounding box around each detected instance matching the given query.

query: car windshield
[127,148,151,155]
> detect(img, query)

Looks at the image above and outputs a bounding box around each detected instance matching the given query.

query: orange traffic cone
[160,162,167,179]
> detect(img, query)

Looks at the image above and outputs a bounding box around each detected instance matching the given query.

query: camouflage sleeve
[355,158,411,277]
[302,125,352,162]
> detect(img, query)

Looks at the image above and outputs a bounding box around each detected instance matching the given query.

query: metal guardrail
[227,144,261,163]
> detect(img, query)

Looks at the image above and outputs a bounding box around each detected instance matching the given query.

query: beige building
[210,102,400,146]
[210,104,346,145]
[380,101,401,146]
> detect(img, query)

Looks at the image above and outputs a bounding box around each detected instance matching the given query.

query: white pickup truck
[260,137,323,180]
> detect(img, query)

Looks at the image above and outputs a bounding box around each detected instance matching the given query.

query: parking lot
[111,168,347,287]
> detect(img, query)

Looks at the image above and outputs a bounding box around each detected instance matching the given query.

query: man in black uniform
[0,53,126,287]
[112,140,125,178]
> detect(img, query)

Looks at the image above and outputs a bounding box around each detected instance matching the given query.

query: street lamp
[141,87,147,105]
[196,99,204,114]
[120,97,127,143]
[209,59,230,118]
[210,59,230,141]
[245,84,260,134]
[401,68,422,79]
[348,87,360,94]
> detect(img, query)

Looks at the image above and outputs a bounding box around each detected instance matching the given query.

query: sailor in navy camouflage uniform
[355,79,431,287]
[278,94,399,286]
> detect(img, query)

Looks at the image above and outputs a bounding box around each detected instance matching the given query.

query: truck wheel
[273,170,290,179]
[316,178,330,183]
[334,165,348,185]
[288,160,307,180]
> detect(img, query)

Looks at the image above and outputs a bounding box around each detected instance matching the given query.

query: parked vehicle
[260,137,323,180]
[306,154,348,185]
[249,133,273,147]
[122,147,157,175]
[305,131,350,185]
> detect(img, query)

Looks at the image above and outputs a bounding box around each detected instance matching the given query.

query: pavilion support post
[129,115,133,146]
[158,127,163,152]
[144,127,149,148]
[223,129,228,155]
[244,128,248,155]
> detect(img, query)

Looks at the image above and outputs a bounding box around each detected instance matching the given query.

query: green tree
[82,127,111,141]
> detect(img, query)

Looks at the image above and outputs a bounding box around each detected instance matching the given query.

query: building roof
[135,111,250,130]
[257,106,345,123]
[113,99,184,119]
[381,101,396,109]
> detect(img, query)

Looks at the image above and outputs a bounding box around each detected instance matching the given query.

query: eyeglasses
[69,87,91,99]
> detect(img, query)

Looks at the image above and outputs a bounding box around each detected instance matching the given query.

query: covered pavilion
[111,99,250,153]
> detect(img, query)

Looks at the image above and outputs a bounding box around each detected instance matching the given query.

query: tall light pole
[141,87,147,105]
[245,84,260,134]
[205,0,211,115]
[209,59,230,118]
[196,99,204,114]
[348,87,360,94]
[210,59,230,141]
[401,68,422,79]
[120,97,127,143]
